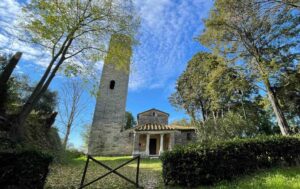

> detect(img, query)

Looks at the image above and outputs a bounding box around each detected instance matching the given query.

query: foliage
[196,112,259,144]
[169,52,277,141]
[171,118,191,126]
[0,61,62,155]
[124,111,136,130]
[80,123,91,151]
[275,68,300,130]
[199,0,300,135]
[0,150,53,189]
[3,74,57,115]
[23,115,63,161]
[161,135,300,187]
[0,54,62,163]
[62,149,85,162]
[170,52,255,123]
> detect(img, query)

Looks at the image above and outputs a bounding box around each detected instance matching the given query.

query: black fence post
[136,155,140,188]
[79,155,90,188]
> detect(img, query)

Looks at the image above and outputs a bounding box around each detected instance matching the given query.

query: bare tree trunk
[0,52,22,116]
[59,78,85,150]
[264,78,289,135]
[63,124,71,149]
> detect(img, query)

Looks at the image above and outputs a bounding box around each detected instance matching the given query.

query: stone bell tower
[88,34,132,155]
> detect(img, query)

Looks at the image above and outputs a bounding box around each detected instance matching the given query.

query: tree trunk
[10,101,34,142]
[0,52,22,84]
[0,52,22,116]
[212,111,217,125]
[11,37,72,142]
[264,78,289,135]
[199,100,206,121]
[240,91,247,119]
[11,57,64,142]
[63,124,71,149]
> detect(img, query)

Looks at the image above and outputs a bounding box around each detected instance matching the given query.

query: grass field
[45,156,300,189]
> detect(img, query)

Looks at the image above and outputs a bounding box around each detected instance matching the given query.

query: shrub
[196,112,271,145]
[65,149,85,159]
[161,135,300,187]
[0,150,53,189]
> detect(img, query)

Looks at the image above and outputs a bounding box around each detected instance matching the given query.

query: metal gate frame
[78,155,141,189]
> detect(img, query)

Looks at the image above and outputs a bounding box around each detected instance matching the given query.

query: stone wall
[138,110,168,125]
[174,130,196,146]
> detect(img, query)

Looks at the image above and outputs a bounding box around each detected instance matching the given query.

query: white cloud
[0,0,49,66]
[129,0,213,91]
[0,0,213,92]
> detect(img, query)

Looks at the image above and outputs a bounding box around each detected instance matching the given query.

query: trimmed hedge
[0,150,53,189]
[161,136,300,187]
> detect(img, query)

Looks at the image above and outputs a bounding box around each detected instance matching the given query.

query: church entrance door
[149,138,157,155]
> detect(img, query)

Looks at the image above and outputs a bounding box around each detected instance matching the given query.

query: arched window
[153,112,156,116]
[110,80,115,89]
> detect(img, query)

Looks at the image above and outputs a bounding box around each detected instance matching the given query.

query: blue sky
[0,0,213,149]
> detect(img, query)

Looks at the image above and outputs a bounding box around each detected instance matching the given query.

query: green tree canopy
[170,52,255,123]
[124,111,136,130]
[199,0,300,135]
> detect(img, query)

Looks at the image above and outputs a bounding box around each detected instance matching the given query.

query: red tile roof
[134,124,196,131]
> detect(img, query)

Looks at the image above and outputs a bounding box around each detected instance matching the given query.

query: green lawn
[45,156,163,189]
[45,156,300,189]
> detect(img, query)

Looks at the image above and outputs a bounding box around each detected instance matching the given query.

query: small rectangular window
[187,133,191,141]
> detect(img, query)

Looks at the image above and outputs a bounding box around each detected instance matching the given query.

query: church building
[88,34,196,157]
[132,108,196,157]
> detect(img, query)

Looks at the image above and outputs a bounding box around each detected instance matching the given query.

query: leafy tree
[10,0,138,141]
[199,0,300,135]
[170,52,255,124]
[274,67,300,131]
[5,76,58,116]
[124,111,136,130]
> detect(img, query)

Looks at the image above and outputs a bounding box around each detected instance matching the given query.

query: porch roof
[134,124,196,132]
[135,124,175,131]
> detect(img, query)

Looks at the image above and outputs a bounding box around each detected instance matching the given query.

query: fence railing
[78,155,141,189]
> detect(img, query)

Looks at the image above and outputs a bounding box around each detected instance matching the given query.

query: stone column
[132,132,140,156]
[169,133,175,151]
[159,134,164,155]
[145,134,150,156]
